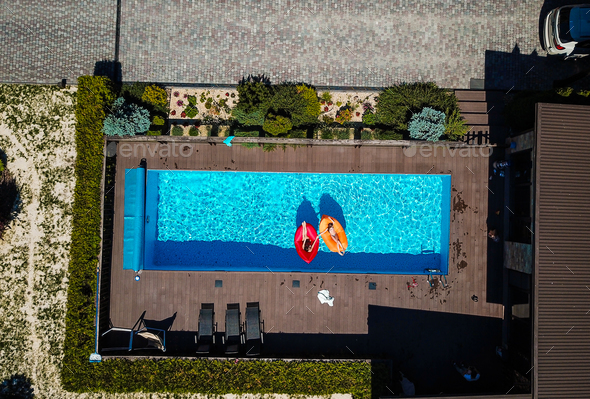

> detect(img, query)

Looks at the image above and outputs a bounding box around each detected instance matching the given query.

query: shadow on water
[295,197,319,229]
[319,193,346,230]
[149,240,441,274]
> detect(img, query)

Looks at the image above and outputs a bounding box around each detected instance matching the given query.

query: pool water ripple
[156,171,445,256]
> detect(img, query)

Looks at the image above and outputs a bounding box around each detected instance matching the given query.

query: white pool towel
[318,289,334,306]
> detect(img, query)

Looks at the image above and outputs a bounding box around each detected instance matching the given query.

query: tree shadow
[94,60,122,83]
[0,374,34,399]
[319,193,346,230]
[295,197,319,229]
[0,168,22,240]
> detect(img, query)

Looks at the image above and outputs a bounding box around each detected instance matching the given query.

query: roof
[534,103,590,398]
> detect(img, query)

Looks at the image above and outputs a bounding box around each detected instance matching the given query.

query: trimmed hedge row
[62,75,377,397]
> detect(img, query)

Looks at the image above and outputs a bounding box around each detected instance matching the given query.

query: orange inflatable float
[319,215,348,254]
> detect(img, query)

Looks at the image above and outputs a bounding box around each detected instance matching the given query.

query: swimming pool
[132,170,450,274]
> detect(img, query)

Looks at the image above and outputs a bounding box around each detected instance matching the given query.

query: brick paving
[1,0,587,89]
[0,1,116,84]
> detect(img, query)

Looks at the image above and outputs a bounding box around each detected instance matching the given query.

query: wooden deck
[108,141,502,336]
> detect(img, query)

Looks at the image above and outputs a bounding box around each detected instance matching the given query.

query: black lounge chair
[222,303,243,355]
[196,303,216,355]
[245,302,264,356]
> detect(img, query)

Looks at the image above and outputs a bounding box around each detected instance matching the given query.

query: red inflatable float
[294,222,319,263]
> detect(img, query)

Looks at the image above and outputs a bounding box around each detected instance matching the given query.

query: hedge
[62,75,378,398]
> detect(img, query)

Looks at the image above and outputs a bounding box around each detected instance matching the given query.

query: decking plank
[107,142,502,338]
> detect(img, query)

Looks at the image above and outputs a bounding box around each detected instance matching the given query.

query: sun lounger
[196,303,215,355]
[223,303,243,355]
[245,302,264,356]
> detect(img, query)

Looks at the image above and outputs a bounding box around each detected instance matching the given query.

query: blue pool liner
[142,170,451,275]
[123,167,146,271]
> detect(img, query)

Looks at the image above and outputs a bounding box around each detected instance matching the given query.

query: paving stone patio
[1,0,587,89]
[0,1,116,84]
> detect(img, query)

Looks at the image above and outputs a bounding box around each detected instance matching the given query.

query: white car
[543,4,590,59]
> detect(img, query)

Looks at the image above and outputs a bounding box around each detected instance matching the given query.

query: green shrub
[171,125,184,136]
[556,87,574,97]
[147,130,162,136]
[231,108,266,126]
[288,129,307,138]
[269,84,318,127]
[320,128,335,139]
[263,113,293,136]
[376,82,458,131]
[321,91,332,103]
[408,107,446,142]
[142,85,168,108]
[374,128,403,140]
[0,157,4,173]
[183,105,199,119]
[152,115,165,125]
[362,111,377,126]
[361,129,374,140]
[188,126,199,136]
[335,108,352,125]
[235,81,273,114]
[577,89,590,97]
[263,143,278,152]
[102,97,150,136]
[296,85,321,120]
[444,109,469,141]
[119,82,149,102]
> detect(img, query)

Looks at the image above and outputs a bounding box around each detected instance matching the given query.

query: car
[543,4,590,59]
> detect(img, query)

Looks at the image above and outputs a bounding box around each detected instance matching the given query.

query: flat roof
[534,103,590,398]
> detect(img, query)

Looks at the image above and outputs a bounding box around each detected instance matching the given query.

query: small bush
[297,85,321,120]
[102,97,150,136]
[321,91,332,103]
[288,129,307,138]
[147,130,162,136]
[376,82,458,131]
[335,108,352,124]
[362,111,377,126]
[408,107,446,142]
[235,81,273,114]
[374,128,403,140]
[231,108,265,126]
[556,87,574,97]
[361,129,374,140]
[320,128,335,139]
[184,105,199,119]
[188,126,199,136]
[152,115,165,125]
[171,126,184,136]
[263,114,293,136]
[444,109,469,141]
[142,85,168,108]
[0,158,4,173]
[119,82,149,102]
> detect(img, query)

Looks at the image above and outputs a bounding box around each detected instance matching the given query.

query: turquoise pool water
[143,170,451,274]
